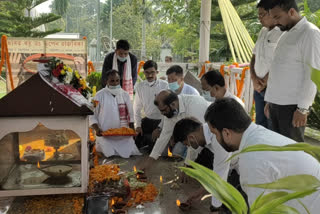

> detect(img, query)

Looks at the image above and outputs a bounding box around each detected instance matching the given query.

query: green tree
[0,0,61,37]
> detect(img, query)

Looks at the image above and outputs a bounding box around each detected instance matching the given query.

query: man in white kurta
[90,84,141,158]
[205,98,320,214]
[172,119,239,211]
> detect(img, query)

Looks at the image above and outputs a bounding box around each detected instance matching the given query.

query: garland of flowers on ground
[45,57,96,100]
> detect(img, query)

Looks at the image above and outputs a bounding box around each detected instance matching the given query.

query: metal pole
[96,0,101,61]
[199,0,212,63]
[109,0,113,51]
[141,0,146,60]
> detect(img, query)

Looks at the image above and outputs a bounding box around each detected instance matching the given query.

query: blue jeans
[254,89,271,129]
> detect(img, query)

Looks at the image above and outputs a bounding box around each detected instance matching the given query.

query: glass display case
[0,73,93,196]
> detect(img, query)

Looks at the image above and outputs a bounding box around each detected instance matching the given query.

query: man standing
[101,40,138,96]
[250,1,283,128]
[134,60,168,152]
[205,98,320,213]
[265,0,320,141]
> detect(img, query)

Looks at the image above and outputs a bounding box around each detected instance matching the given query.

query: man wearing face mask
[173,118,242,213]
[134,60,168,152]
[264,0,320,141]
[137,90,210,172]
[90,70,141,158]
[201,69,245,108]
[205,98,320,214]
[166,65,200,95]
[101,40,138,97]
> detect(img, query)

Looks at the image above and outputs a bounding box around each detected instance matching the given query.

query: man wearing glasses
[250,0,284,129]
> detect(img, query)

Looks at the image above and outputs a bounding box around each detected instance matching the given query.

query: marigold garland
[87,61,95,75]
[137,61,145,75]
[0,35,14,90]
[219,64,225,77]
[88,164,121,192]
[102,127,136,136]
[198,61,210,78]
[237,67,249,98]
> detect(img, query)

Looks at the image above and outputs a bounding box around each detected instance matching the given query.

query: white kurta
[239,123,320,213]
[89,88,141,158]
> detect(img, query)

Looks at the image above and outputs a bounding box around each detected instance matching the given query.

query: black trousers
[135,117,161,153]
[269,103,305,142]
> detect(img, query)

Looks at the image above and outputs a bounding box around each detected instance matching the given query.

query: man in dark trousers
[101,40,138,93]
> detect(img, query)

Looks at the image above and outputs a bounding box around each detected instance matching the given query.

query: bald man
[138,90,211,171]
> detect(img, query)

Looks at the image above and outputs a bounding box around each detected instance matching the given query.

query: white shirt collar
[203,123,213,146]
[239,123,258,151]
[290,16,307,32]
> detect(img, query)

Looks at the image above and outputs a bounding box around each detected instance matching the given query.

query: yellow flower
[61,70,66,75]
[67,67,73,73]
[63,66,67,70]
[92,86,96,97]
[75,71,80,79]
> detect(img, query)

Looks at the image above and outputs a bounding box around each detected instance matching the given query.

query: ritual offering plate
[39,165,73,177]
[102,127,136,136]
[22,149,45,162]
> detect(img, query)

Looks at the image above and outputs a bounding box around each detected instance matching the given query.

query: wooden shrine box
[0,73,93,196]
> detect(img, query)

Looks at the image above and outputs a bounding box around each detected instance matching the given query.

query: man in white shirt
[138,90,210,171]
[265,0,320,141]
[205,98,320,213]
[173,118,241,213]
[201,69,245,108]
[166,65,200,95]
[250,1,283,128]
[134,60,168,153]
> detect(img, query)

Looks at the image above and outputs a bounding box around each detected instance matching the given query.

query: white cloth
[112,53,134,98]
[149,95,210,159]
[181,83,200,95]
[203,123,239,207]
[224,91,245,108]
[265,17,320,109]
[133,79,168,127]
[253,27,284,78]
[89,88,141,158]
[239,123,320,213]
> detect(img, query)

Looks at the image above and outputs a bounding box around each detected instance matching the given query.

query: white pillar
[199,0,212,63]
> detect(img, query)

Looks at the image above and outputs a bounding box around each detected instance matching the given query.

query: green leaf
[180,161,248,214]
[251,191,288,211]
[227,143,320,163]
[311,67,320,91]
[248,174,320,192]
[251,189,316,214]
[269,204,300,214]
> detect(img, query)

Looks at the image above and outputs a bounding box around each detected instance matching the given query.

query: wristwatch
[297,107,310,115]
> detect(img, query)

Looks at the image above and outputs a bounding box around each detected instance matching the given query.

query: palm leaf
[227,143,320,163]
[311,67,320,91]
[180,161,248,214]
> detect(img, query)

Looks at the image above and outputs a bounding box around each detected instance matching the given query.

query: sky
[35,0,107,14]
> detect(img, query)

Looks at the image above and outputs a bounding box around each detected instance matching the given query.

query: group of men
[90,0,320,213]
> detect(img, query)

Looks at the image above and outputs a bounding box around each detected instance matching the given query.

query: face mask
[108,85,121,95]
[168,81,180,91]
[117,55,127,62]
[202,90,215,102]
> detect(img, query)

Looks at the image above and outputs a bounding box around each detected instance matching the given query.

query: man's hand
[264,103,270,119]
[137,156,156,176]
[252,76,264,93]
[185,187,207,206]
[292,110,308,128]
[135,127,143,136]
[92,124,102,136]
[152,128,161,142]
